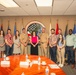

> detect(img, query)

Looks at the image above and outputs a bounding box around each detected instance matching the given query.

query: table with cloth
[0,55,66,75]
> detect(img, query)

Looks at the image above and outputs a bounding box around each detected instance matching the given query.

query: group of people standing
[0,27,76,68]
[0,28,28,57]
[41,28,76,68]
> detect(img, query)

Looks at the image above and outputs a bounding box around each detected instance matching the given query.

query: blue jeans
[50,46,57,63]
[66,46,75,65]
[65,46,68,58]
[5,44,13,56]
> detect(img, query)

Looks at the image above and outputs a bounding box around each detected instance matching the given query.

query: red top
[31,36,38,43]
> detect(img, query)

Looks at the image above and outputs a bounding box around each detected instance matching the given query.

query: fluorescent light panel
[0,0,19,7]
[35,0,52,7]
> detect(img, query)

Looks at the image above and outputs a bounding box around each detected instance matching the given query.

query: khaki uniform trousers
[41,43,48,57]
[57,47,65,65]
[21,44,28,55]
[57,50,59,63]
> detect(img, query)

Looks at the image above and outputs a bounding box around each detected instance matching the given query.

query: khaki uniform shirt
[20,33,28,44]
[40,33,49,47]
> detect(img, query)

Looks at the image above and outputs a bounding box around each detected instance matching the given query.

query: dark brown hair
[22,28,25,31]
[31,31,37,36]
[57,34,64,44]
[15,30,20,39]
[0,30,5,37]
[51,28,55,31]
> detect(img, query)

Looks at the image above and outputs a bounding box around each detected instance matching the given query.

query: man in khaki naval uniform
[40,27,49,57]
[20,28,28,54]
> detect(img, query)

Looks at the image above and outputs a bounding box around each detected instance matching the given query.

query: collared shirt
[5,34,13,45]
[40,32,49,43]
[49,34,57,46]
[74,36,76,48]
[20,33,28,43]
[66,34,75,46]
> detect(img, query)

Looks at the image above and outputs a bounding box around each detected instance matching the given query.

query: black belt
[66,46,74,47]
[41,42,45,44]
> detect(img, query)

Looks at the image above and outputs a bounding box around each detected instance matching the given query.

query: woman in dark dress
[30,31,39,55]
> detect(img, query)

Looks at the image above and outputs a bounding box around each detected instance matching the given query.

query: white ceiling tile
[52,0,74,15]
[22,7,39,15]
[14,0,39,15]
[0,5,5,9]
[0,0,76,16]
[64,0,76,15]
[14,0,34,7]
[8,7,28,15]
[38,7,52,15]
[0,8,14,16]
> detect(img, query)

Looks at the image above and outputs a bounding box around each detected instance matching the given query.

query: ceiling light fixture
[0,0,19,7]
[35,0,52,7]
[0,9,5,12]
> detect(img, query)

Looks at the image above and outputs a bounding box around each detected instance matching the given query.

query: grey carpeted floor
[62,65,76,75]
